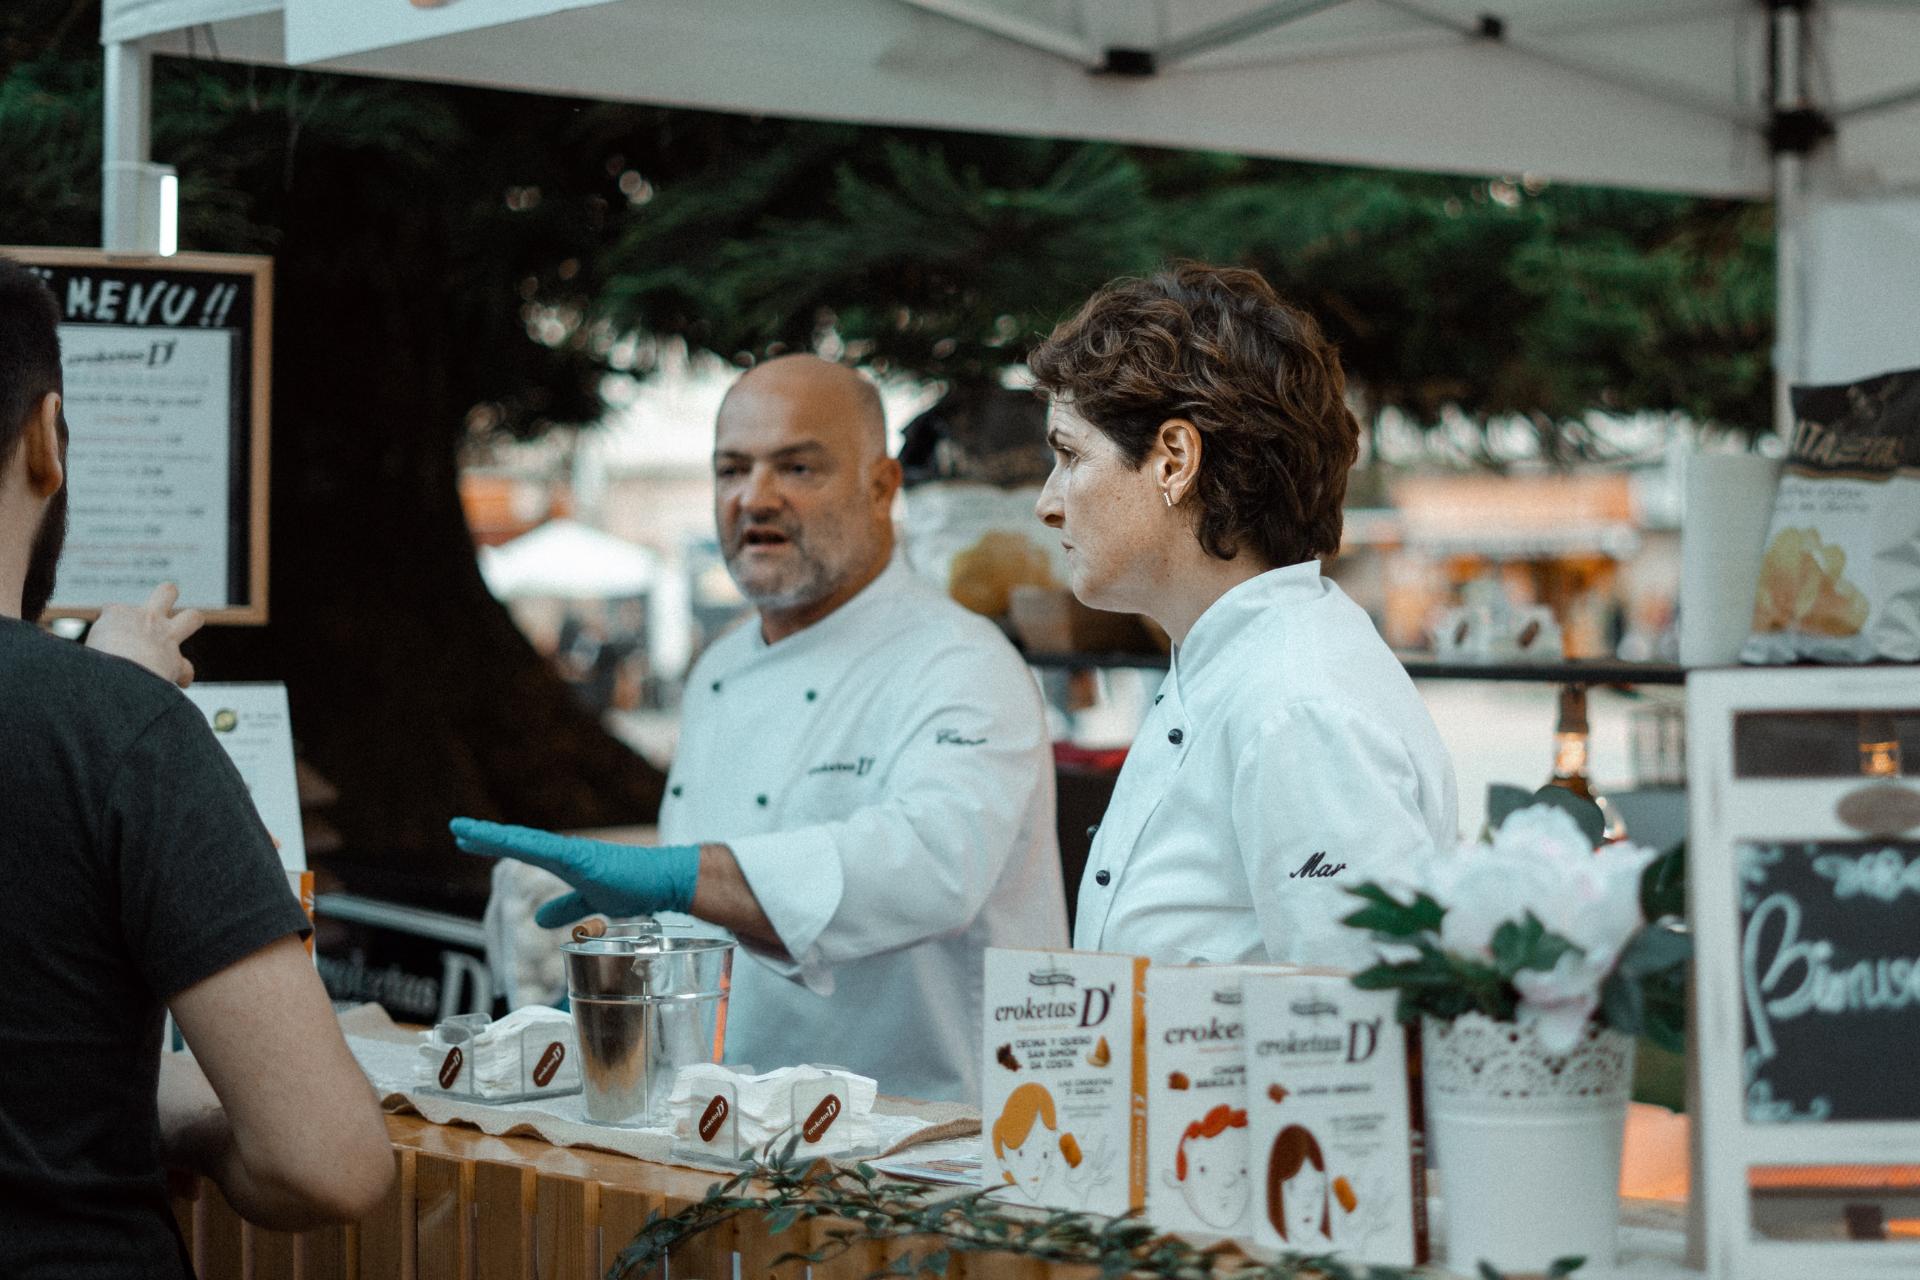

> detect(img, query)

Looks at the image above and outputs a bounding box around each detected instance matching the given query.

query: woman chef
[1031,263,1457,966]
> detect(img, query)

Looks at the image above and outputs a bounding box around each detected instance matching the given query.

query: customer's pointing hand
[450,818,700,927]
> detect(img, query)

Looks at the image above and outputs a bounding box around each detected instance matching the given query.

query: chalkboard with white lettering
[1739,838,1920,1124]
[4,247,272,623]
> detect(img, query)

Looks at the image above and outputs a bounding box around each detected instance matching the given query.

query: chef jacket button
[711,680,723,693]
[1168,727,1184,745]
[1086,823,1099,839]
[805,689,817,701]
[1094,869,1111,887]
[670,784,683,798]
[756,794,769,806]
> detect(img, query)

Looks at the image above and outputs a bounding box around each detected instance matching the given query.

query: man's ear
[23,392,64,498]
[1154,417,1203,502]
[871,455,903,507]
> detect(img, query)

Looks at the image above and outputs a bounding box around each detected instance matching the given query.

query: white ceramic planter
[1422,1013,1635,1275]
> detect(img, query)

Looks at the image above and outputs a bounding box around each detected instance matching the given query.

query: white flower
[1364,803,1659,1042]
[1513,950,1611,1052]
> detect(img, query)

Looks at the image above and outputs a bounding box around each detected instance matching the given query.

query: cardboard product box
[1143,964,1283,1239]
[1243,971,1426,1266]
[981,948,1148,1216]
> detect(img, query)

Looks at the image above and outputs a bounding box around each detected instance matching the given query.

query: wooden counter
[169,1112,1098,1280]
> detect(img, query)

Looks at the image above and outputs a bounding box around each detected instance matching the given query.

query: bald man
[459,356,1067,1103]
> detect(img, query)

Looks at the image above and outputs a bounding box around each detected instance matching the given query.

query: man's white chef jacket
[660,557,1067,1103]
[1073,562,1457,967]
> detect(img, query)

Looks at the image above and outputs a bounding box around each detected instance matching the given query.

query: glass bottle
[1543,684,1626,842]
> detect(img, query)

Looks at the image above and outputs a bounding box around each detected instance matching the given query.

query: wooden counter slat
[661,1183,735,1280]
[357,1148,416,1280]
[533,1175,595,1280]
[200,1184,245,1280]
[170,1112,1109,1280]
[414,1152,471,1280]
[730,1207,810,1280]
[597,1184,664,1277]
[294,1217,350,1280]
[803,1216,888,1280]
[471,1161,534,1280]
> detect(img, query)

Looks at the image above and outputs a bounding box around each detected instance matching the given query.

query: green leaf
[1549,1255,1588,1276]
[1616,922,1691,978]
[1641,843,1687,921]
[1527,785,1608,847]
[1479,1262,1506,1280]
[1486,783,1534,833]
[1600,971,1646,1037]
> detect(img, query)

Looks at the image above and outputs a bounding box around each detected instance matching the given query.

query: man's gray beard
[725,546,839,612]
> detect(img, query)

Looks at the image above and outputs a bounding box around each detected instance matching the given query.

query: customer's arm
[163,935,393,1230]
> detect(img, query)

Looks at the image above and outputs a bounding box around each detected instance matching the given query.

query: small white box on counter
[1243,972,1426,1265]
[981,948,1148,1216]
[1143,964,1289,1239]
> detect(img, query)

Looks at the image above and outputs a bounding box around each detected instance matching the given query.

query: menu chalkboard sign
[1689,667,1920,1280]
[1739,839,1920,1125]
[4,247,271,624]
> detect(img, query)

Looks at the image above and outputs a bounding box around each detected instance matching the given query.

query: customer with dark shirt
[0,256,392,1277]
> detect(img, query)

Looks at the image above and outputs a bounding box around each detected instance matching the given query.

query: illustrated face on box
[990,1082,1083,1204]
[1173,1104,1249,1230]
[1268,1123,1333,1247]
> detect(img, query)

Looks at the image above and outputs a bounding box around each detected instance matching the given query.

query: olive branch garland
[609,1134,1584,1280]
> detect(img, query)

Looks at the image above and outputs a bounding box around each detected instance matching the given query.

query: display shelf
[1023,649,1688,685]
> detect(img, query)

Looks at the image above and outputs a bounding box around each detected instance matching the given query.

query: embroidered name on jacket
[1289,851,1346,879]
[935,729,986,746]
[807,756,874,777]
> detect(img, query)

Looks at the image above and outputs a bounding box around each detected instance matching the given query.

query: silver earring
[1163,489,1173,508]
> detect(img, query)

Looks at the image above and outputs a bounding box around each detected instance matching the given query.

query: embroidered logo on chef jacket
[934,729,986,746]
[806,756,875,777]
[1288,851,1347,879]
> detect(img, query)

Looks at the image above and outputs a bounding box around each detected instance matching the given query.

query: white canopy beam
[1156,0,1360,70]
[1378,0,1766,128]
[1833,80,1920,122]
[888,0,1095,67]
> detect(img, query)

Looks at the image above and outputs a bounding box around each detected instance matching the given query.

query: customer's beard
[20,484,68,622]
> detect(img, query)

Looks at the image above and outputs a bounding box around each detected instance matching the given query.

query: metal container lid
[561,925,734,1003]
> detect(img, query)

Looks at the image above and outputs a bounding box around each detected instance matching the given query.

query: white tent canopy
[99,0,1920,405]
[479,518,658,600]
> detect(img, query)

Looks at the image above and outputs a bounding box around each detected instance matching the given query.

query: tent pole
[1772,150,1803,440]
[101,40,152,253]
[1769,1,1808,441]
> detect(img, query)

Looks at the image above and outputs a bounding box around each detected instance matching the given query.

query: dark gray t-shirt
[0,617,312,1278]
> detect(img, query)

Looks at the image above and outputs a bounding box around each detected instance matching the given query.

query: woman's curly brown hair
[1028,263,1359,568]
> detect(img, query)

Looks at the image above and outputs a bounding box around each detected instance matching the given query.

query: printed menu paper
[982,948,1147,1216]
[53,324,235,609]
[1243,971,1425,1265]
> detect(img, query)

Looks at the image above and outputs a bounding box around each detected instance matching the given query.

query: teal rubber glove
[450,817,701,928]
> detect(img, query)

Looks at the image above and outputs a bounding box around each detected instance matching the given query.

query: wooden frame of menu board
[1687,666,1920,1280]
[6,246,271,624]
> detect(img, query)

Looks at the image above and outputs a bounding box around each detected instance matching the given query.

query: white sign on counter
[182,681,306,872]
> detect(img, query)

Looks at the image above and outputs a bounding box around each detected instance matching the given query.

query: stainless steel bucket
[561,924,735,1127]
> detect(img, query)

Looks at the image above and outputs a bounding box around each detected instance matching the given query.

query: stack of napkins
[667,1064,878,1154]
[416,1006,581,1101]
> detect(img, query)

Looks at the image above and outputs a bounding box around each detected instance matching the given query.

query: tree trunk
[188,103,664,914]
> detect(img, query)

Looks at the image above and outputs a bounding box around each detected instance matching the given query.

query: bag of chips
[1743,366,1920,664]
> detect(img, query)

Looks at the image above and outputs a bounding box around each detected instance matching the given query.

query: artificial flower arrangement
[1341,793,1689,1053]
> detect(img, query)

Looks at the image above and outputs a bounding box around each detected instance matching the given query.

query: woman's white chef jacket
[1074,562,1457,968]
[659,556,1068,1103]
